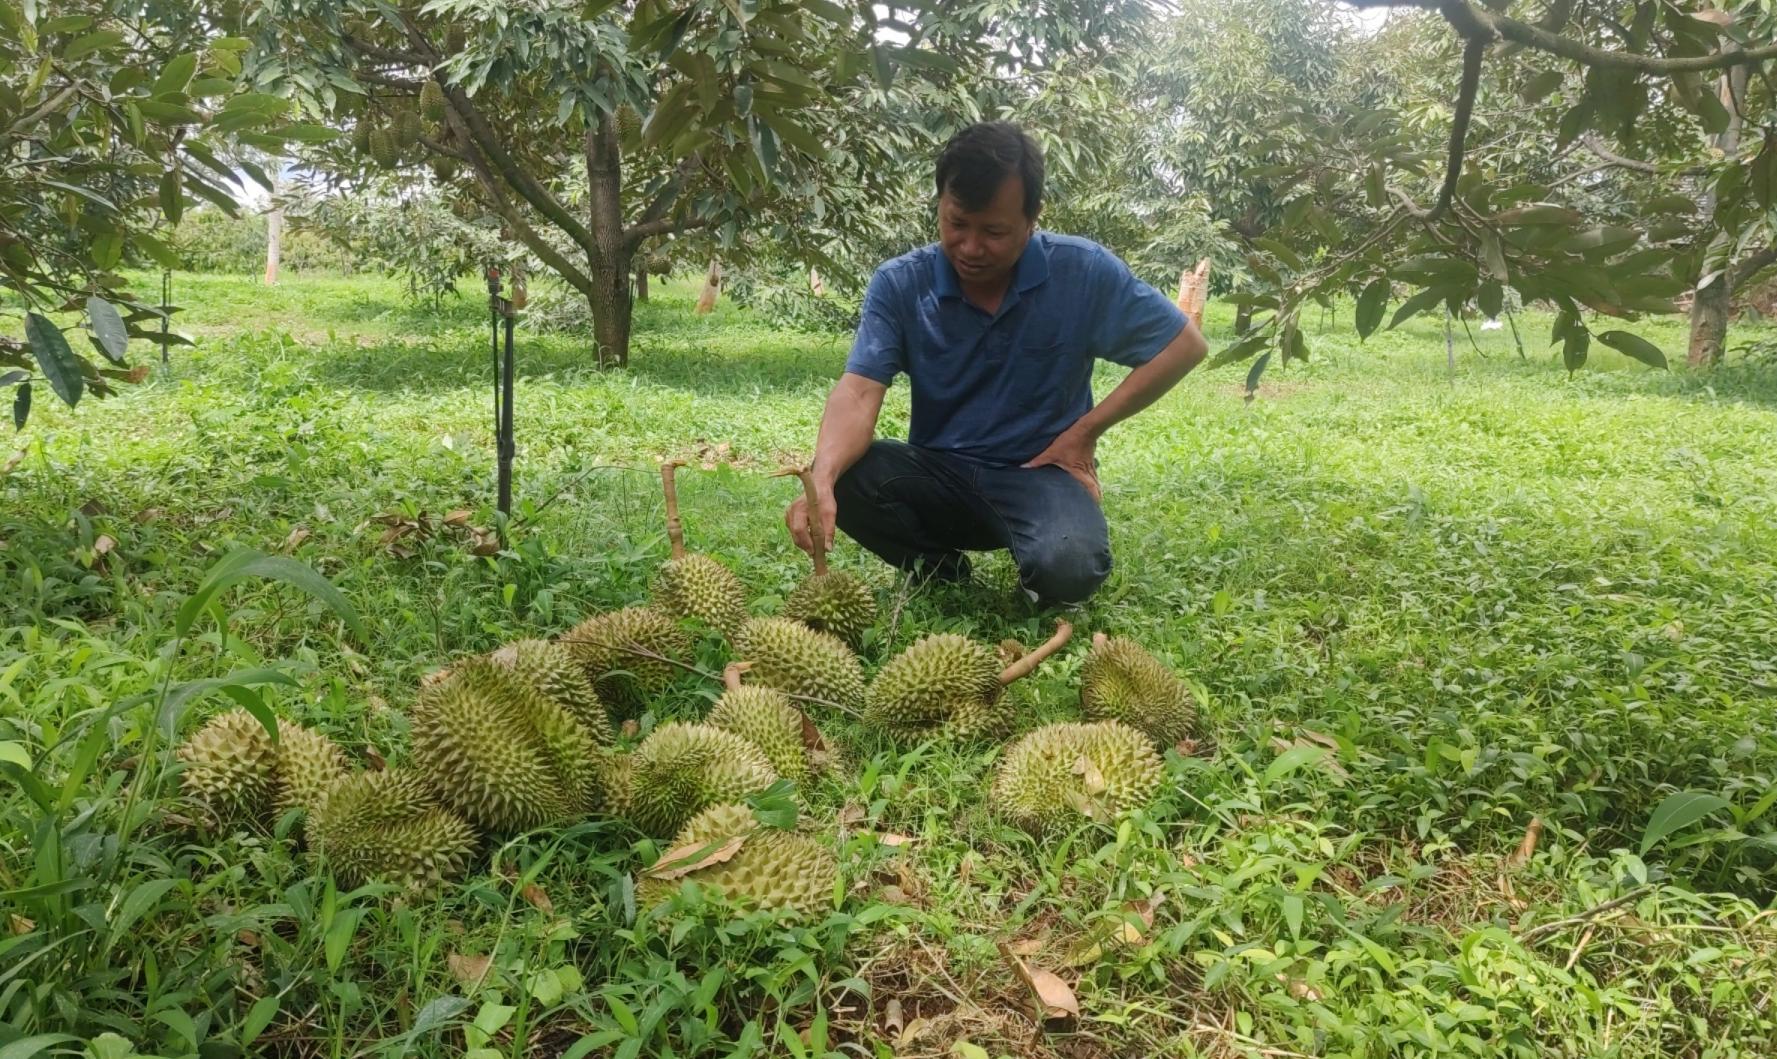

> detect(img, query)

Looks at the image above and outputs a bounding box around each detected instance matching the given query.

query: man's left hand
[1023,422,1101,503]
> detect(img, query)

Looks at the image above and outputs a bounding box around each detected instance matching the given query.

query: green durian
[562,606,692,713]
[707,665,815,787]
[351,120,373,155]
[411,658,604,832]
[489,638,612,742]
[637,803,837,917]
[393,108,421,149]
[865,622,1074,741]
[429,155,460,181]
[308,768,478,889]
[1078,634,1197,749]
[992,721,1163,833]
[592,750,634,817]
[652,461,748,637]
[627,722,778,837]
[177,710,277,821]
[616,103,641,141]
[368,128,398,168]
[735,617,864,714]
[272,722,350,818]
[420,79,446,121]
[778,466,876,647]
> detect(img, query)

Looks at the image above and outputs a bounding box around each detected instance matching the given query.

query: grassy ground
[3,271,1777,1058]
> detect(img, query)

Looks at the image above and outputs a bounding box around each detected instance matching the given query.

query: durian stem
[723,661,752,691]
[997,620,1074,687]
[773,464,826,576]
[660,459,687,560]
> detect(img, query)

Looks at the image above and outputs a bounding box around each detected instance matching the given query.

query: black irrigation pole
[485,267,516,520]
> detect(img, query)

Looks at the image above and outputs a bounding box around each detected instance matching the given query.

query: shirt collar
[930,232,1051,300]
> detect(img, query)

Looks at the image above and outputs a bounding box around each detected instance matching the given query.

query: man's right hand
[785,482,837,557]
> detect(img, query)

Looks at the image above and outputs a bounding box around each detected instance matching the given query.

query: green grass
[3,271,1776,1058]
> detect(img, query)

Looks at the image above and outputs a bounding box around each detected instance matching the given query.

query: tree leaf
[647,836,746,880]
[175,548,366,643]
[1641,791,1731,855]
[1387,287,1446,331]
[1494,204,1584,226]
[1264,744,1328,785]
[12,382,30,430]
[24,313,82,408]
[1520,69,1563,103]
[1244,350,1271,399]
[160,168,183,225]
[753,102,826,159]
[1480,229,1508,281]
[1355,277,1388,339]
[1596,330,1668,370]
[87,296,128,363]
[1562,328,1589,373]
[0,1035,82,1059]
[1752,139,1777,212]
[153,52,198,95]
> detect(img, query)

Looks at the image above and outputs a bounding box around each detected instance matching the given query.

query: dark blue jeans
[833,440,1111,605]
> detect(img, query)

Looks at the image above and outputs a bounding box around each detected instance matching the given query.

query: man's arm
[786,371,888,554]
[1022,319,1207,501]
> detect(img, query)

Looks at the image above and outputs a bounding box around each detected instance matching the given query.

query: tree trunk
[636,262,649,303]
[263,206,282,285]
[1234,302,1253,335]
[1688,63,1750,367]
[586,112,632,367]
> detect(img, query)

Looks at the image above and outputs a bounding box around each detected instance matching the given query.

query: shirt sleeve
[843,266,906,384]
[1089,247,1189,368]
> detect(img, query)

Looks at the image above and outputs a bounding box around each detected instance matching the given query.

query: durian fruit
[992,720,1163,833]
[177,710,277,821]
[429,155,459,181]
[627,722,777,837]
[308,768,479,889]
[272,722,350,818]
[561,606,692,713]
[489,638,613,743]
[591,750,634,817]
[1078,633,1198,749]
[615,103,641,141]
[707,663,815,787]
[350,120,373,155]
[367,128,398,169]
[650,460,748,638]
[735,617,864,714]
[393,107,422,149]
[777,465,876,649]
[420,79,446,121]
[445,23,467,54]
[637,802,837,917]
[410,658,606,832]
[865,621,1074,741]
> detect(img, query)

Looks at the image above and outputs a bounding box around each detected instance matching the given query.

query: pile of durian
[174,463,1203,918]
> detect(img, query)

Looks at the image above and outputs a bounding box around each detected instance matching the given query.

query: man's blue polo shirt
[843,232,1188,466]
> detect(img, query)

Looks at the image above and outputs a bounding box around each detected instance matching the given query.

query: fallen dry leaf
[448,952,494,989]
[799,710,828,754]
[1072,755,1107,795]
[2,450,25,476]
[520,884,554,916]
[1278,973,1323,1001]
[364,746,387,771]
[237,929,261,947]
[837,803,866,827]
[283,525,311,552]
[958,852,975,889]
[877,885,910,904]
[80,499,107,517]
[469,527,501,556]
[998,941,1080,1023]
[126,363,152,384]
[647,836,746,880]
[1007,937,1044,957]
[882,997,904,1038]
[9,914,35,935]
[876,832,914,848]
[93,534,115,555]
[620,719,640,740]
[443,508,472,527]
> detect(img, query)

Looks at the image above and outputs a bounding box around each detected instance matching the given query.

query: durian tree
[241,0,1155,367]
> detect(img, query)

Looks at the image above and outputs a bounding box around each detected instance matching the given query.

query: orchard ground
[4,272,1776,1057]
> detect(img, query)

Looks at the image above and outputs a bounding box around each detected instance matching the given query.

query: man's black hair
[934,121,1044,220]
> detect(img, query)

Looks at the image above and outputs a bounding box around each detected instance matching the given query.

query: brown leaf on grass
[520,884,554,916]
[93,534,115,555]
[125,363,152,384]
[620,719,640,740]
[364,746,387,772]
[448,952,493,989]
[378,524,412,546]
[469,527,501,556]
[958,852,975,889]
[2,449,26,476]
[282,525,311,552]
[647,836,746,881]
[9,914,35,935]
[837,803,866,827]
[443,508,472,527]
[875,832,914,848]
[1114,892,1164,946]
[237,929,261,947]
[997,940,1080,1023]
[799,711,828,754]
[1007,937,1043,957]
[1277,973,1322,1001]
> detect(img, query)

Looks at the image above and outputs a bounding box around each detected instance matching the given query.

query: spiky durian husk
[637,803,837,917]
[429,155,459,181]
[627,723,778,837]
[368,128,397,168]
[863,633,1002,738]
[782,570,876,649]
[490,638,613,743]
[177,710,278,821]
[351,120,373,155]
[591,751,634,817]
[308,768,478,889]
[419,80,446,121]
[393,108,421,148]
[1079,637,1197,749]
[735,618,864,713]
[992,721,1163,833]
[707,685,810,787]
[653,553,747,639]
[411,659,603,832]
[562,607,692,714]
[272,723,350,818]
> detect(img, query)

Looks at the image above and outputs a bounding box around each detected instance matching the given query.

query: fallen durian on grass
[307,768,479,889]
[562,606,692,713]
[592,750,634,817]
[627,722,778,837]
[177,709,278,821]
[489,637,613,742]
[651,460,748,638]
[992,720,1163,832]
[410,657,607,832]
[637,802,838,917]
[735,617,864,714]
[707,663,821,787]
[776,465,876,649]
[1079,633,1198,749]
[272,722,351,820]
[865,621,1074,741]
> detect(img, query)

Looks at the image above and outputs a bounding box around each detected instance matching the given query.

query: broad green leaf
[0,741,29,769]
[1641,791,1731,854]
[1477,280,1503,320]
[12,383,29,430]
[1520,69,1562,103]
[63,29,124,59]
[153,52,198,95]
[1752,140,1777,212]
[135,98,206,124]
[1562,328,1589,373]
[1387,287,1446,331]
[1282,894,1303,938]
[0,1035,81,1059]
[87,296,128,363]
[1494,204,1583,226]
[1264,744,1327,785]
[1205,327,1268,369]
[242,994,282,1046]
[1244,350,1271,397]
[24,313,81,407]
[176,549,366,642]
[104,878,180,952]
[155,669,299,740]
[1480,229,1507,281]
[1355,277,1388,339]
[754,103,825,158]
[1596,330,1667,370]
[90,230,122,270]
[324,907,364,971]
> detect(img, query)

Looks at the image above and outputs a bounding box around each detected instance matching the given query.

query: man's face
[938,173,1035,288]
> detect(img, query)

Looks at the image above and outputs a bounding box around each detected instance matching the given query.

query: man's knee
[1017,532,1111,605]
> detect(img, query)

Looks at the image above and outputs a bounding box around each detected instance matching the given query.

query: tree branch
[1428,30,1486,221]
[7,82,81,138]
[1732,246,1777,290]
[625,212,718,247]
[1579,134,1658,173]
